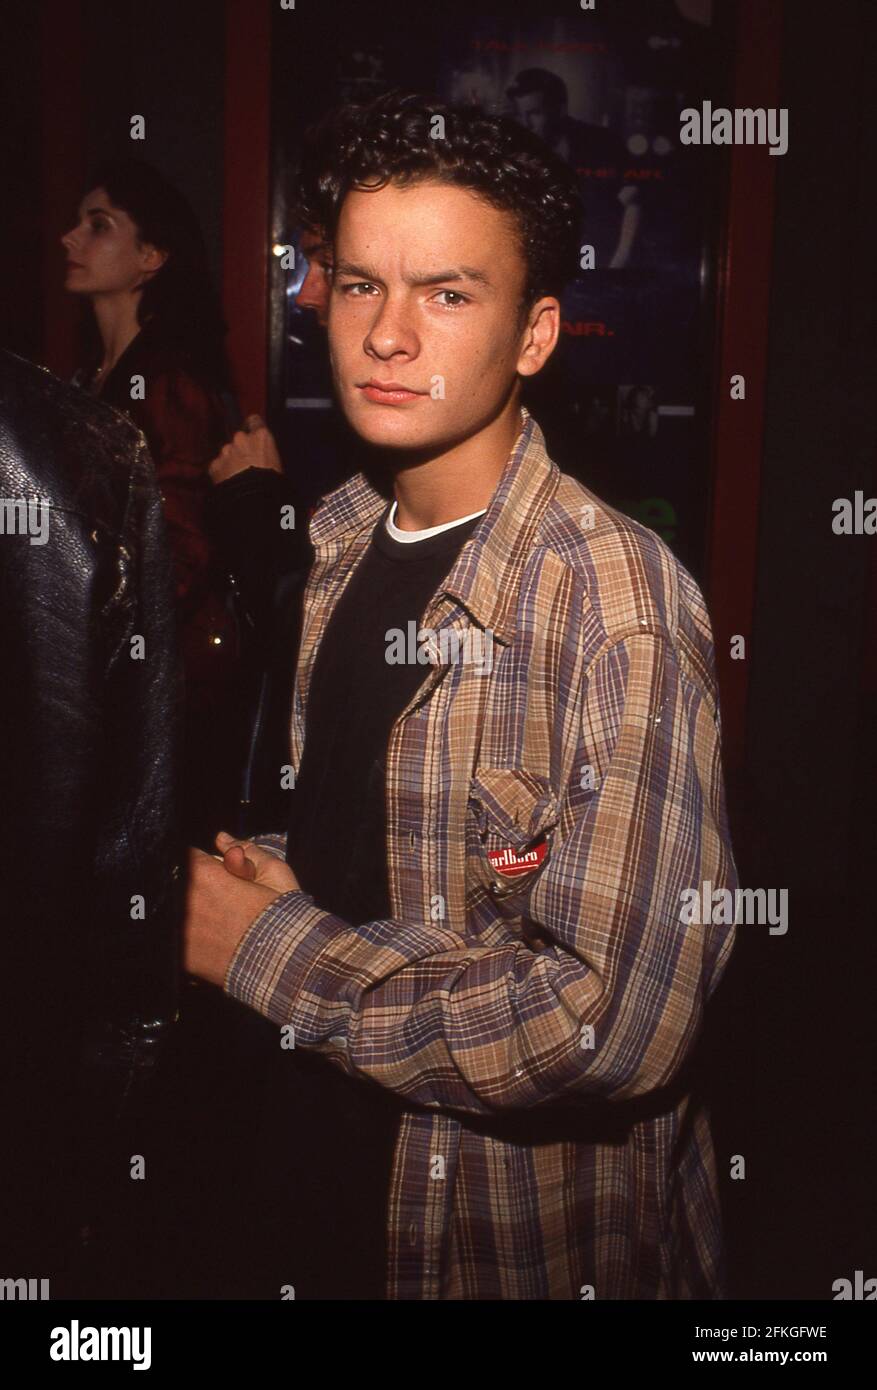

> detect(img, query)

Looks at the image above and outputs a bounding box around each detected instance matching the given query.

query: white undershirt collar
[385,498,487,543]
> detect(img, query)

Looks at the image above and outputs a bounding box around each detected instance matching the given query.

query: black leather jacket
[0,350,183,1257]
[204,465,309,837]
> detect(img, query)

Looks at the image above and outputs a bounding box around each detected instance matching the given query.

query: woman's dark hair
[292,90,584,318]
[79,157,230,389]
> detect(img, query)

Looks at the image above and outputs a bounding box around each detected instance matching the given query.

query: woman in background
[62,157,241,848]
[60,159,264,1297]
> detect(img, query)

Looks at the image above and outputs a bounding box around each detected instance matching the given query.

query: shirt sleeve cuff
[223,888,339,1024]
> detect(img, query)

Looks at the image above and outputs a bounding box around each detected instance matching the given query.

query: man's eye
[434,290,468,308]
[90,220,109,233]
[339,281,377,296]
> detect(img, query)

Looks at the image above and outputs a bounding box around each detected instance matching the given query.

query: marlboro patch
[487,840,548,877]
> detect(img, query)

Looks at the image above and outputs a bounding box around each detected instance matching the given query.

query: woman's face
[61,187,166,295]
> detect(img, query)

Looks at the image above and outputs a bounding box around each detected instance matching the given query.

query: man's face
[329,178,544,454]
[512,92,553,139]
[296,227,332,326]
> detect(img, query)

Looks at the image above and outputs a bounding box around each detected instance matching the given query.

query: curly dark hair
[292,90,583,317]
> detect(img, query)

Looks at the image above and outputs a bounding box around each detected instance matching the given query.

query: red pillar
[707,0,784,791]
[222,0,272,416]
[40,0,85,377]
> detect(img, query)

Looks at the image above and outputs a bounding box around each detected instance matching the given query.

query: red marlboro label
[487,841,548,877]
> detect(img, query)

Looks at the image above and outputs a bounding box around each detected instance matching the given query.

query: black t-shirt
[287,500,483,918]
[254,499,484,1299]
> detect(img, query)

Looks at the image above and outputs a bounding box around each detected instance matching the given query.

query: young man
[184,92,738,1300]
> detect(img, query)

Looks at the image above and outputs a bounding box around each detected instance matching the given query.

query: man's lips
[357,380,428,403]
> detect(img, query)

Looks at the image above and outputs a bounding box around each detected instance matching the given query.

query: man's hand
[184,846,285,988]
[214,830,300,893]
[208,414,283,484]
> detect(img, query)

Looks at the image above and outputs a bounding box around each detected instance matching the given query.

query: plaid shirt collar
[308,404,560,644]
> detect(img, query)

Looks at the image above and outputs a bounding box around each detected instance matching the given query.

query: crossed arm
[184,632,737,1116]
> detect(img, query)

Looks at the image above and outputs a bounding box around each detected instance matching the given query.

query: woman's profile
[62,157,242,845]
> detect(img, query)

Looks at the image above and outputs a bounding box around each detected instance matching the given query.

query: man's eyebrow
[84,206,113,217]
[331,260,379,282]
[333,260,493,289]
[408,266,493,289]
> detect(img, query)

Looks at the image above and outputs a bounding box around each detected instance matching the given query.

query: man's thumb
[222,844,257,881]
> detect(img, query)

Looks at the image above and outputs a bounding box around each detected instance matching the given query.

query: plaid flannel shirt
[225,406,738,1299]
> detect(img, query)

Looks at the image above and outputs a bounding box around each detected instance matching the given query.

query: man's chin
[343,404,438,452]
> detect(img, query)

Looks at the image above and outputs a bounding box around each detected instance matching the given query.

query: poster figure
[619,384,660,437]
[506,68,641,269]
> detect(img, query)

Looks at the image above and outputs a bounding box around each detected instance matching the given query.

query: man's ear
[517,296,560,379]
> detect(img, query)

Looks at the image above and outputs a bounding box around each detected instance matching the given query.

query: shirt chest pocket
[466,766,560,906]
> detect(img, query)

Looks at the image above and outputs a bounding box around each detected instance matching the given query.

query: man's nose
[297,265,324,307]
[366,296,417,356]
